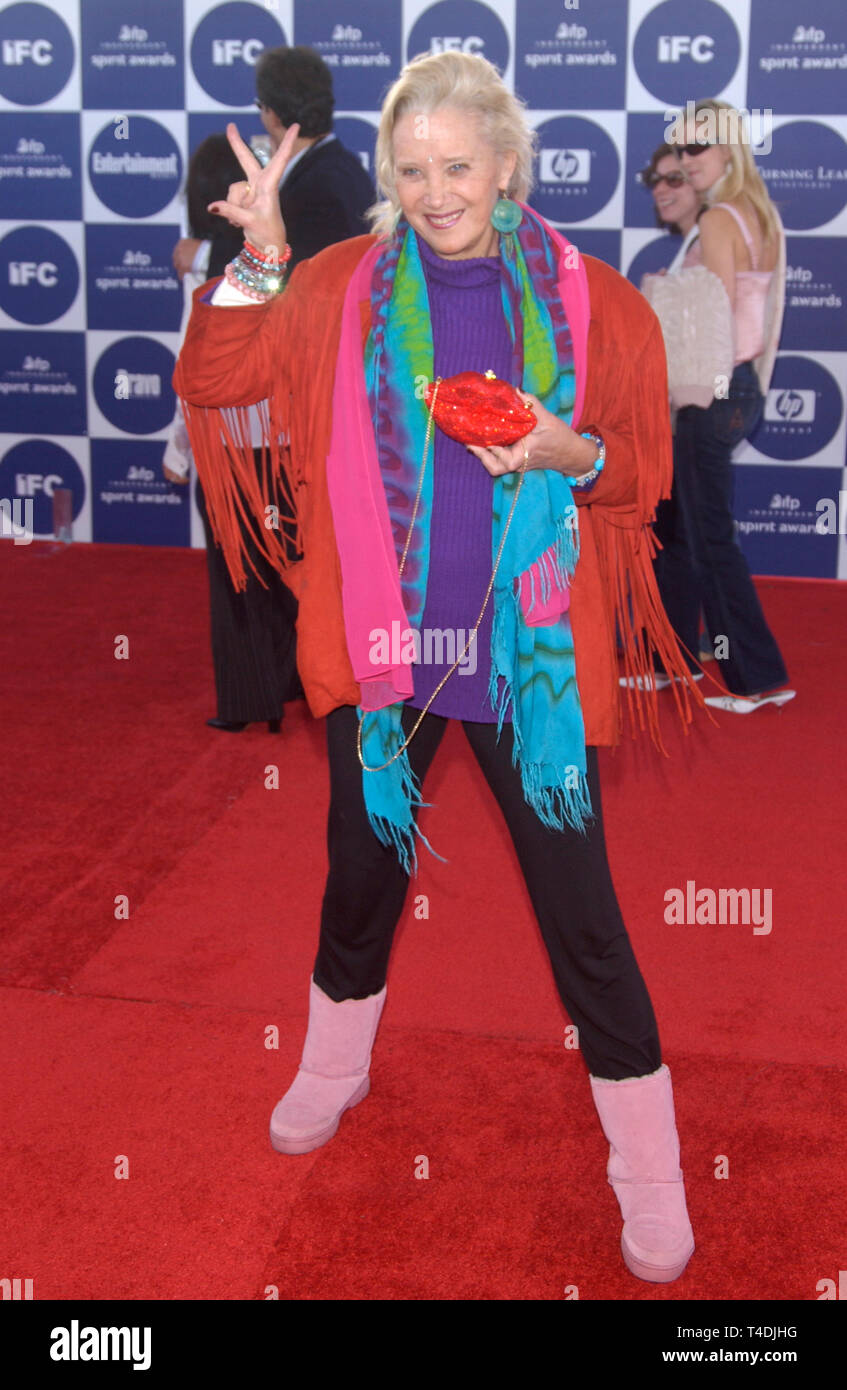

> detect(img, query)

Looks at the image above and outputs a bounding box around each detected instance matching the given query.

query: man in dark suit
[173,46,374,278]
[254,45,374,270]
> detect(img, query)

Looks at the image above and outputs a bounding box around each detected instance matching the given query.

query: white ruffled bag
[641,263,735,411]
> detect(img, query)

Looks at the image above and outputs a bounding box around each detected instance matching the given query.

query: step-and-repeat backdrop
[1,0,845,577]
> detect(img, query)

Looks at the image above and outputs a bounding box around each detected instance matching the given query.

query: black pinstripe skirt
[196,469,303,723]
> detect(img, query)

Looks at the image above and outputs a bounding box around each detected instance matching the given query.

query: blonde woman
[654,100,794,712]
[175,51,704,1284]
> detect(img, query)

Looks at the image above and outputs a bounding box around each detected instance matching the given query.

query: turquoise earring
[490,190,522,234]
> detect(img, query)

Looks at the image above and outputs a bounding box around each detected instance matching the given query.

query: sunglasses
[679,142,716,157]
[646,170,688,189]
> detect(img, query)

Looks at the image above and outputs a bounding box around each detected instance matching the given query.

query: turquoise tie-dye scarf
[358,208,592,871]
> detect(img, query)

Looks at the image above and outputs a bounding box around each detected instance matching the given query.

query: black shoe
[206,717,283,733]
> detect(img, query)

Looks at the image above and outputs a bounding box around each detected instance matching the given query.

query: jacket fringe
[593,506,708,752]
[181,397,300,593]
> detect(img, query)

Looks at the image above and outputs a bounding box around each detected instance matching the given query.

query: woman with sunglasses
[642,143,700,249]
[650,101,793,713]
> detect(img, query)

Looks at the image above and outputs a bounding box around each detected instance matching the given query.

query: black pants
[654,361,788,696]
[196,467,303,724]
[313,705,662,1081]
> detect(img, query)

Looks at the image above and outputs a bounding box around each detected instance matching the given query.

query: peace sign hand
[208,121,301,260]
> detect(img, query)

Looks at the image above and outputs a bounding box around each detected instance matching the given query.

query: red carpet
[2,541,845,1300]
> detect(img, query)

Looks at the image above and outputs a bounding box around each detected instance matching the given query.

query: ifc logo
[633,0,740,105]
[0,438,85,535]
[0,2,75,106]
[190,1,287,106]
[0,225,79,324]
[406,0,510,73]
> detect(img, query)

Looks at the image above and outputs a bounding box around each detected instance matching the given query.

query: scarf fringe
[363,736,445,875]
[487,584,592,834]
[556,502,580,579]
[519,760,594,835]
[489,594,514,736]
[368,811,442,877]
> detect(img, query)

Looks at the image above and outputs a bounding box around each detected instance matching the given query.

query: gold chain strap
[357,382,528,773]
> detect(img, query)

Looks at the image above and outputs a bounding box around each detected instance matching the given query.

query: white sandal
[703,690,796,713]
[619,672,703,692]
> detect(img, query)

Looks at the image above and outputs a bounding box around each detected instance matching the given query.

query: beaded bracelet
[566,432,605,490]
[243,239,292,267]
[224,239,292,301]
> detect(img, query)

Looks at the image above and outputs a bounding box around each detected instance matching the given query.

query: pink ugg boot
[270,976,387,1154]
[589,1063,695,1283]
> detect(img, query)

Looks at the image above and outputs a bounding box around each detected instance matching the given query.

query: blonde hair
[367,50,536,240]
[689,99,780,248]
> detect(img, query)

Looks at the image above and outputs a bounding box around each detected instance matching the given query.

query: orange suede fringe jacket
[173,234,704,748]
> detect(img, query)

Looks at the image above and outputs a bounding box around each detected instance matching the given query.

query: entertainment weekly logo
[88,117,182,218]
[91,152,178,177]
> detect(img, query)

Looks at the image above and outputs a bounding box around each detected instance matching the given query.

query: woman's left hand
[467,392,598,478]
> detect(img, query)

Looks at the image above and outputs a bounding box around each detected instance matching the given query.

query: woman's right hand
[208,121,301,260]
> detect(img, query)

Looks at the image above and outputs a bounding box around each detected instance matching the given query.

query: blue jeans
[654,361,788,696]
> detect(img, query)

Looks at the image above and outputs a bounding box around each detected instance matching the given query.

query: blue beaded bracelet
[566,432,605,489]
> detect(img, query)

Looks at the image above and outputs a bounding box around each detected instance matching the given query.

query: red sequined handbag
[424,370,536,447]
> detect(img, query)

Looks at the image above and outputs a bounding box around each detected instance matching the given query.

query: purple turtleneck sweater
[405,233,515,723]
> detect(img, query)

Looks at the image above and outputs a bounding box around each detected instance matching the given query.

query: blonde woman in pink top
[652,100,795,713]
